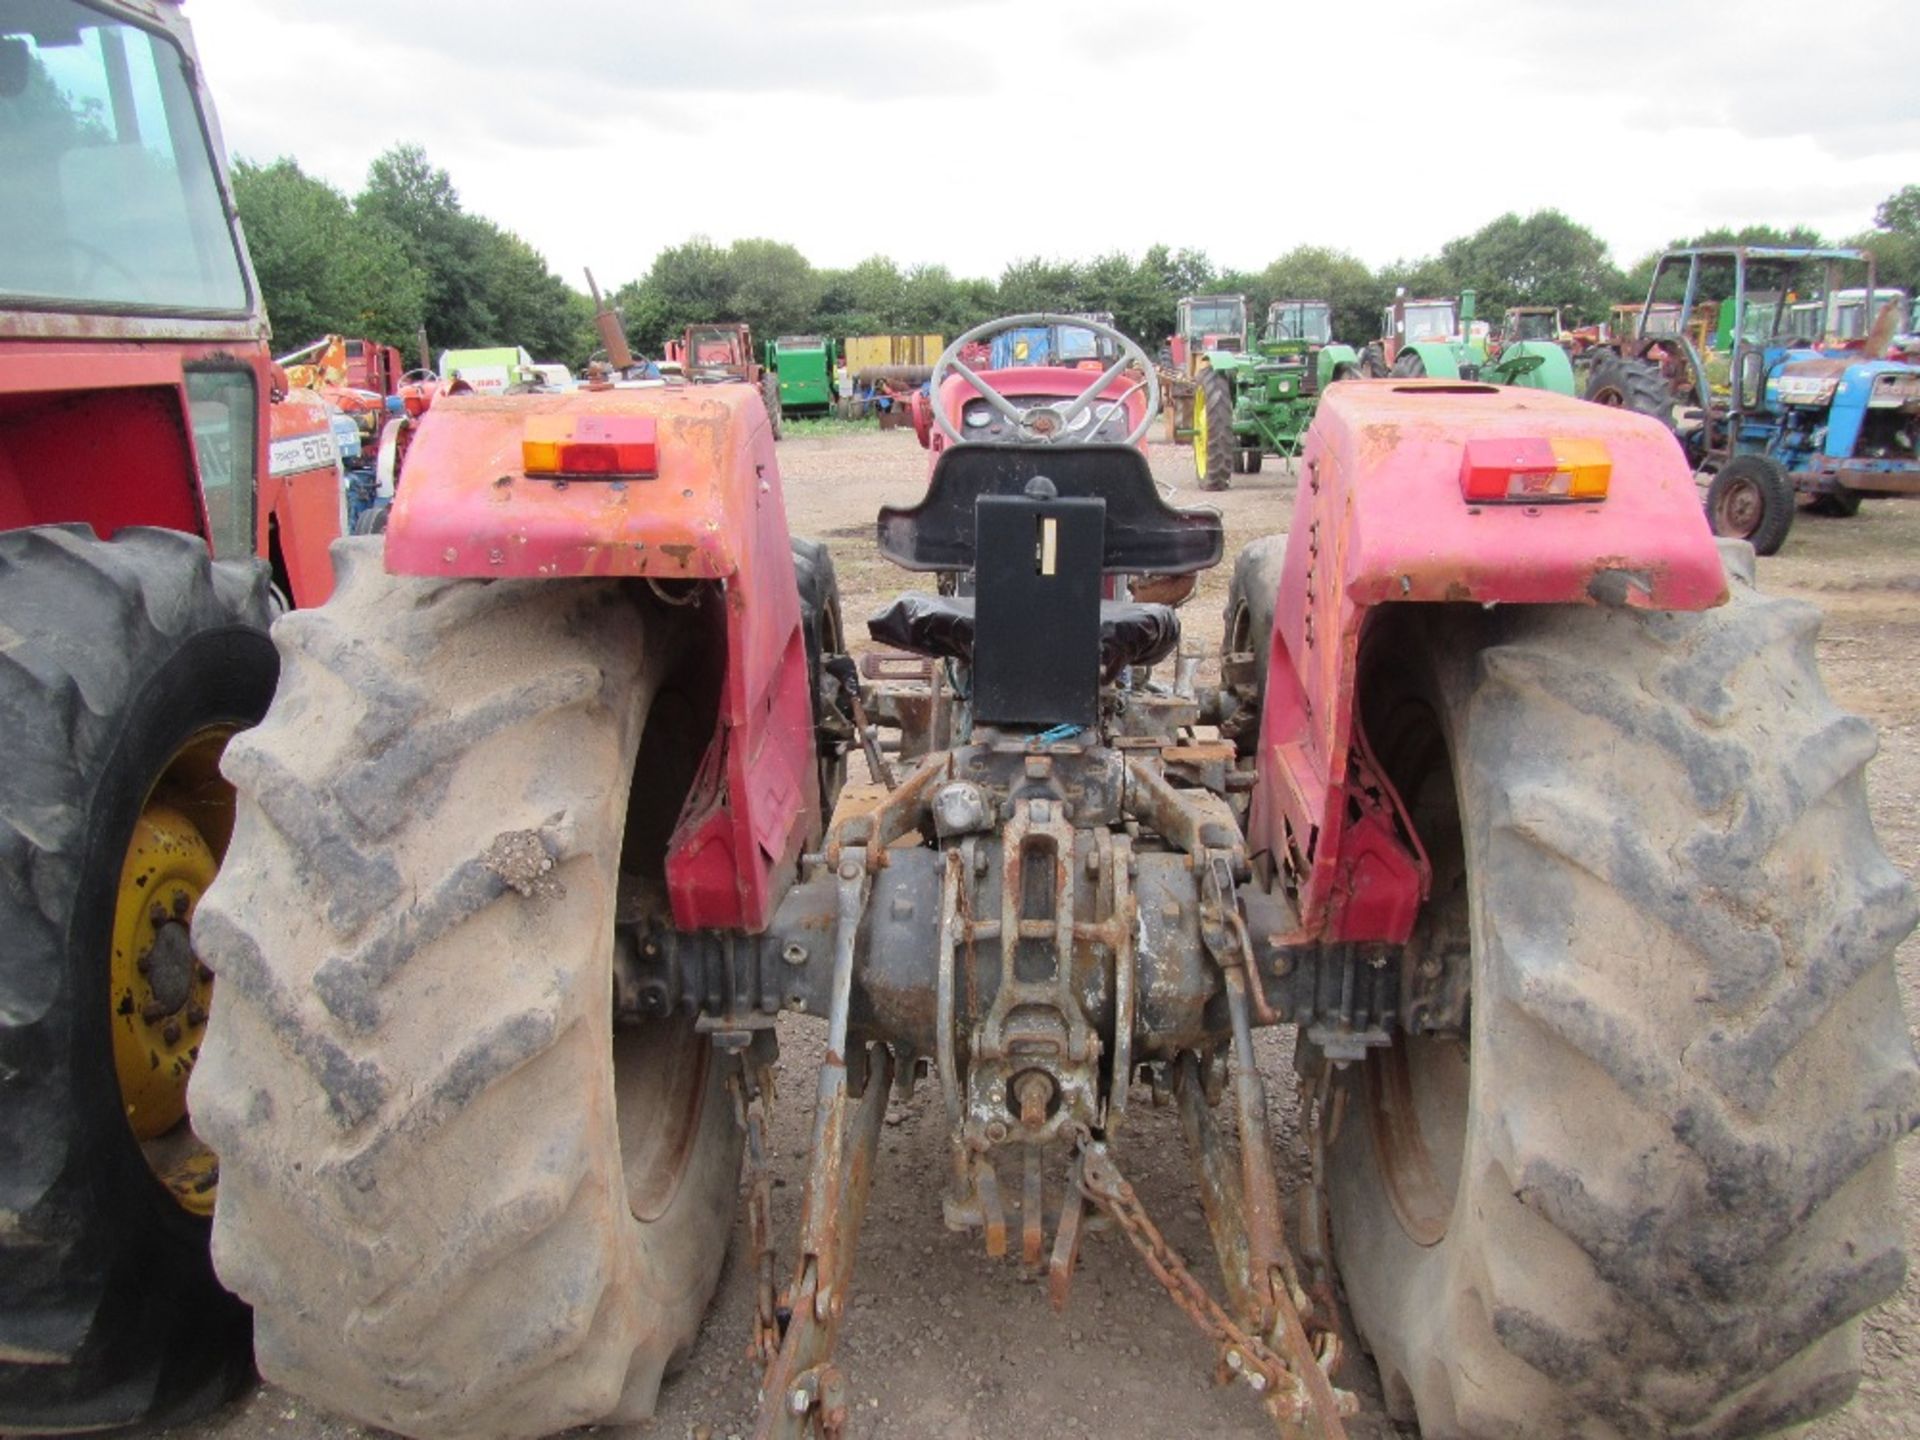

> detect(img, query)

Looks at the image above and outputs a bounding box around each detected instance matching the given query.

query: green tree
[232,157,425,349]
[357,144,500,348]
[996,257,1083,315]
[1435,210,1623,325]
[726,238,821,339]
[1257,246,1386,346]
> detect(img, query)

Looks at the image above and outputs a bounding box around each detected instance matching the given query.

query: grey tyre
[1326,542,1918,1437]
[1220,535,1286,756]
[762,374,784,440]
[190,541,742,1440]
[790,536,848,820]
[0,527,272,1431]
[1390,350,1427,378]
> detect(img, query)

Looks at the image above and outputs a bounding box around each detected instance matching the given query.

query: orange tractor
[0,0,342,1429]
[182,263,1917,1440]
[664,321,785,438]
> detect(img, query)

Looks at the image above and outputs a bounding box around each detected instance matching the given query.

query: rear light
[1458,436,1609,503]
[522,415,659,478]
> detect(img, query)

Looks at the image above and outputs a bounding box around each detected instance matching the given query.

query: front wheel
[762,373,784,439]
[191,544,742,1440]
[1706,453,1794,556]
[1193,369,1235,491]
[1323,549,1917,1436]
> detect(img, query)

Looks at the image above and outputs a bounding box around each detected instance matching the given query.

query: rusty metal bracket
[752,851,895,1439]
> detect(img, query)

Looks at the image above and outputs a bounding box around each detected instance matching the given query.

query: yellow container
[842,334,944,372]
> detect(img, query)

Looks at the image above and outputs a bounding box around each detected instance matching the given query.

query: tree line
[236,146,1920,369]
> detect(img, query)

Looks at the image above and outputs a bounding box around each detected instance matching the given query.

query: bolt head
[789,1388,811,1414]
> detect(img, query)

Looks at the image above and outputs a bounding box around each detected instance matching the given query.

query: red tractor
[664,321,784,439]
[190,298,1915,1440]
[0,0,341,1430]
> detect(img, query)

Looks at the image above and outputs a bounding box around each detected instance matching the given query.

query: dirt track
[134,426,1919,1440]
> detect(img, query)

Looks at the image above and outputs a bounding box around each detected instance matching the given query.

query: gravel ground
[116,425,1919,1440]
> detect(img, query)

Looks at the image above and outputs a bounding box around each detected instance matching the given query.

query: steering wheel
[929,313,1161,448]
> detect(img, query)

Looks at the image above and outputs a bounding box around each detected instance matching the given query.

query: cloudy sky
[186,0,1919,291]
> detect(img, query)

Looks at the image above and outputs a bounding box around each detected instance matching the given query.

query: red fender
[1249,379,1727,944]
[383,384,814,933]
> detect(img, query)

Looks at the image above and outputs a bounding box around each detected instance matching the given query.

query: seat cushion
[868,593,1180,680]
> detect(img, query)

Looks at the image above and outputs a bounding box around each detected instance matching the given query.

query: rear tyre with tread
[1325,543,1918,1438]
[1584,351,1673,425]
[762,374,784,440]
[791,536,848,818]
[0,526,273,1431]
[191,542,742,1440]
[1194,368,1235,491]
[1220,535,1286,756]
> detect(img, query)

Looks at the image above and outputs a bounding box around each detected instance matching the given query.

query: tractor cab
[1265,301,1333,346]
[1497,306,1563,345]
[1169,294,1249,371]
[888,315,1217,732]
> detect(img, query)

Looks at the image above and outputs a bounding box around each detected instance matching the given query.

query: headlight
[964,404,993,428]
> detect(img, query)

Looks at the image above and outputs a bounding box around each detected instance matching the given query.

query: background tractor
[1373,288,1577,394]
[1587,245,1920,554]
[188,285,1914,1440]
[764,335,836,418]
[665,321,785,437]
[1191,300,1361,488]
[0,1,343,1429]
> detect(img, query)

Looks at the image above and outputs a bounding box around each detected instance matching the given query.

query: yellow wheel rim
[108,728,236,1216]
[1193,383,1210,480]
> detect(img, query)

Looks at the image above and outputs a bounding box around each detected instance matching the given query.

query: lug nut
[161,1020,182,1045]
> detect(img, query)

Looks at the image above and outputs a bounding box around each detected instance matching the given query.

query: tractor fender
[384,384,816,932]
[1317,343,1362,387]
[1246,383,1727,946]
[1495,339,1576,394]
[1404,341,1461,379]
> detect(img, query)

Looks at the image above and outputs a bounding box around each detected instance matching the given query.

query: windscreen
[1403,303,1456,340]
[1267,304,1331,343]
[0,1,249,313]
[1182,300,1245,340]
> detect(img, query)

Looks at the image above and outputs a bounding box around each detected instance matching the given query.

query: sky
[185,0,1920,292]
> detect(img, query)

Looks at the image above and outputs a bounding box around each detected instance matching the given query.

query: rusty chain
[728,1060,783,1365]
[1072,1140,1319,1422]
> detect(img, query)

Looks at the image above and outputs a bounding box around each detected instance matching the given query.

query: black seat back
[876,444,1223,575]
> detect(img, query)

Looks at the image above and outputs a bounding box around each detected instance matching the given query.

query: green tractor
[1370,288,1577,394]
[1192,299,1361,487]
[764,335,836,418]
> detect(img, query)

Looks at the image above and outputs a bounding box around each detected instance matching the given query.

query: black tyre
[0,526,275,1431]
[1584,351,1673,426]
[1707,453,1795,556]
[1240,447,1264,474]
[352,502,390,536]
[1193,368,1235,491]
[791,536,848,822]
[1360,341,1389,378]
[1806,485,1863,518]
[1325,543,1917,1437]
[1220,535,1286,756]
[1390,350,1427,378]
[762,373,784,440]
[191,542,742,1440]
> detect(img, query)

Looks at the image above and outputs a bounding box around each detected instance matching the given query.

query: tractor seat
[877,444,1222,576]
[869,593,1179,681]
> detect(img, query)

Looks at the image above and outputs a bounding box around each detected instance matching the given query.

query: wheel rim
[1362,695,1471,1247]
[613,1018,713,1222]
[109,726,236,1216]
[1712,474,1764,538]
[1192,385,1210,480]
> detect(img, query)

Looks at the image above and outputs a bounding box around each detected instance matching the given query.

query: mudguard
[1402,341,1461,379]
[1495,339,1576,394]
[1317,344,1362,388]
[384,384,815,932]
[1247,381,1726,945]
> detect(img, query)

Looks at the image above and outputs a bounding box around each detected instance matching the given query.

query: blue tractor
[1587,246,1920,554]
